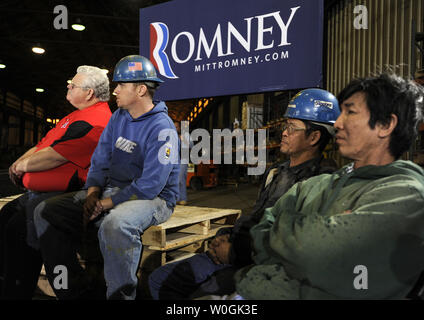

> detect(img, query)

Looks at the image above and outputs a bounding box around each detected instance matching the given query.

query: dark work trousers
[34,191,105,300]
[0,191,61,299]
[148,252,237,300]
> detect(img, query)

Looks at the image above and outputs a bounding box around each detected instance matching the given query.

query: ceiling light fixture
[72,19,86,31]
[36,88,45,93]
[0,63,5,69]
[32,45,45,54]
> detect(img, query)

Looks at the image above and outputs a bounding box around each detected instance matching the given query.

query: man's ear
[137,84,148,97]
[378,114,398,138]
[308,130,321,146]
[85,89,94,101]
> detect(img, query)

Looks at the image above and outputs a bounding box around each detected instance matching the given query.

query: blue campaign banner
[140,0,323,101]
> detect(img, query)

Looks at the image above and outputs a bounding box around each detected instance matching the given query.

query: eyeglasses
[281,123,307,135]
[67,81,89,90]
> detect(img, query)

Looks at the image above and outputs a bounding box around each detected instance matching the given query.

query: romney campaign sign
[140,0,324,101]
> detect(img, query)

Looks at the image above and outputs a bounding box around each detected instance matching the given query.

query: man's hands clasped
[83,189,114,227]
[83,190,100,227]
[8,161,24,187]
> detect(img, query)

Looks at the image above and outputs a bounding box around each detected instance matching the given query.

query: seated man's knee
[33,201,50,239]
[33,198,68,237]
[98,213,128,241]
[148,272,161,300]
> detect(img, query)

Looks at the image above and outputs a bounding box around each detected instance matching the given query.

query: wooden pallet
[142,205,241,265]
[0,194,23,209]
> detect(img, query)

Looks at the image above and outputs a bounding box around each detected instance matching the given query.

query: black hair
[303,121,332,153]
[337,73,424,159]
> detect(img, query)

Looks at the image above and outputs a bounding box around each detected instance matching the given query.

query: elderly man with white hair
[0,65,112,299]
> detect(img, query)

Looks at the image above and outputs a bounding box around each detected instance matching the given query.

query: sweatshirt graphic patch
[115,136,137,153]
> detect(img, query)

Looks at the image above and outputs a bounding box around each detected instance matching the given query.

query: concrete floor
[184,182,259,215]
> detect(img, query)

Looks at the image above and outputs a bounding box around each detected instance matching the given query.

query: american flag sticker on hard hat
[128,62,143,71]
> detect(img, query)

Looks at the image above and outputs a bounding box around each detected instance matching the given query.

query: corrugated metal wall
[326,0,424,96]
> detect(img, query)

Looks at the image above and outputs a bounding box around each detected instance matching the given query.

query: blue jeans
[34,188,173,300]
[178,163,188,201]
[148,252,236,300]
[97,189,173,299]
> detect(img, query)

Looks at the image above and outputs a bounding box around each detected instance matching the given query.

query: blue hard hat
[284,88,340,124]
[113,55,164,83]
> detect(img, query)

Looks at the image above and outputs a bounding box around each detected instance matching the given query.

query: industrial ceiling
[0,0,196,122]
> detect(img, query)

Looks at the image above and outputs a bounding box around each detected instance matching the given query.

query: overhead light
[72,19,86,31]
[72,24,85,31]
[36,88,45,93]
[32,46,45,54]
[67,79,72,84]
[0,64,5,69]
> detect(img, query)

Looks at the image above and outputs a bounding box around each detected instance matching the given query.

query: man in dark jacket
[148,88,341,300]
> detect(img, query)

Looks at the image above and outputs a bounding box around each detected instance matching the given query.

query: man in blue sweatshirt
[33,55,179,300]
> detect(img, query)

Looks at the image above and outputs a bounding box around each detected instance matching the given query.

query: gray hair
[77,65,110,101]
